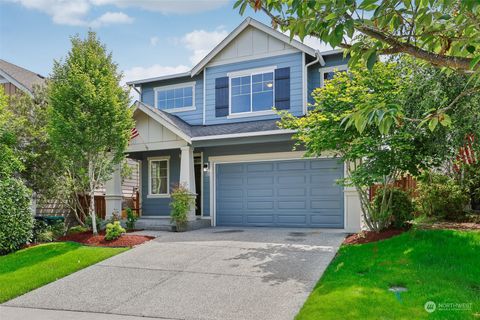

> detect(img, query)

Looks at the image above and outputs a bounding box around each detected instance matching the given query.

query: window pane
[231,77,240,86]
[175,98,184,108]
[158,91,166,100]
[263,72,273,81]
[184,86,193,97]
[252,74,262,83]
[231,85,241,95]
[240,76,250,85]
[232,94,251,113]
[166,89,174,99]
[184,96,193,107]
[252,83,262,93]
[252,91,273,111]
[166,99,174,108]
[174,88,183,98]
[151,160,168,194]
[158,100,166,108]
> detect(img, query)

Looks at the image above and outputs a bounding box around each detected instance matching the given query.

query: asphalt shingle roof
[0,59,46,94]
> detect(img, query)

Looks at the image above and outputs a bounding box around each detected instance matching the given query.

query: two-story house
[107,17,361,232]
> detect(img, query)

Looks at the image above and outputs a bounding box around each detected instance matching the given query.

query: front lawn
[297,230,480,319]
[0,242,128,303]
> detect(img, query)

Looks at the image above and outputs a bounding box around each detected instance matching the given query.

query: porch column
[105,163,123,220]
[179,146,196,221]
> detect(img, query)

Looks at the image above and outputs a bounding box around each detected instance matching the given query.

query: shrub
[125,208,137,231]
[0,178,34,254]
[32,219,65,243]
[85,214,104,232]
[105,221,125,241]
[67,225,89,235]
[373,188,414,228]
[170,185,195,231]
[106,211,121,224]
[415,173,469,219]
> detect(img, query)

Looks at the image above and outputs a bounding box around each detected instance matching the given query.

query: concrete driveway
[2,228,345,320]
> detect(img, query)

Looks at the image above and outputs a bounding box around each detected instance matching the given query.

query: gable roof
[190,17,317,76]
[127,17,325,86]
[131,101,293,142]
[0,59,46,95]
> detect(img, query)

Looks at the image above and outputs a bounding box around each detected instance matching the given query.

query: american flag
[130,127,140,140]
[453,134,476,171]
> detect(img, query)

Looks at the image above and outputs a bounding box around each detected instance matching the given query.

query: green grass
[297,230,480,320]
[0,242,128,303]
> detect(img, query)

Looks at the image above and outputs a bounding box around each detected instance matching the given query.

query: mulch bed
[343,228,406,245]
[417,221,480,231]
[58,231,154,247]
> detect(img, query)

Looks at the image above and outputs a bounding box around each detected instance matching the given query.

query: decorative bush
[67,225,89,235]
[373,188,414,228]
[105,221,125,241]
[125,208,137,231]
[170,185,195,231]
[32,219,65,243]
[415,173,469,219]
[0,177,34,254]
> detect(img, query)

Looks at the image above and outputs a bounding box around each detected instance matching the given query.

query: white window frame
[154,82,196,113]
[319,65,348,88]
[147,156,170,198]
[227,66,277,118]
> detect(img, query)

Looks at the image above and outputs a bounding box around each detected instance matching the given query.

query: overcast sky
[0,0,330,85]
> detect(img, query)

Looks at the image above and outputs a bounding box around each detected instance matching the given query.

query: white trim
[227,65,277,78]
[319,65,348,88]
[227,110,276,119]
[0,69,33,96]
[302,52,306,115]
[147,156,171,198]
[153,82,196,112]
[209,151,341,228]
[132,102,192,143]
[127,71,191,85]
[191,129,295,141]
[228,66,276,116]
[203,68,206,125]
[191,17,316,76]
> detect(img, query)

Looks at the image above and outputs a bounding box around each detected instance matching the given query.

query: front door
[194,156,202,216]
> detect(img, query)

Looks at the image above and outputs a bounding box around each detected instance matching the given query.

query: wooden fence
[369,175,417,201]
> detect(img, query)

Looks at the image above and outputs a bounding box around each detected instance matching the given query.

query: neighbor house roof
[132,101,294,142]
[127,17,335,85]
[0,59,45,95]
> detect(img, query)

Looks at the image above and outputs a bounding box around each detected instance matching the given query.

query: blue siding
[216,158,344,228]
[140,73,204,125]
[204,52,304,125]
[139,149,181,216]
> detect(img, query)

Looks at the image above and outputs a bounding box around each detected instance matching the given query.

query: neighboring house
[109,17,361,231]
[0,59,46,96]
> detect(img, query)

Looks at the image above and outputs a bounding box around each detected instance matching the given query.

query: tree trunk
[88,160,98,235]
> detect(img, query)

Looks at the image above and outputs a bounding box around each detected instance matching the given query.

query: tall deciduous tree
[49,32,133,234]
[236,0,480,72]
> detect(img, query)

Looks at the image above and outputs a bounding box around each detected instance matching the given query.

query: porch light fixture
[203,163,209,172]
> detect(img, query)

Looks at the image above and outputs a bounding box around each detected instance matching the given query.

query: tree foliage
[236,0,480,72]
[48,31,133,234]
[278,60,452,231]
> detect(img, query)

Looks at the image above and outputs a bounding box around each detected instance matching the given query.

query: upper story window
[319,65,348,87]
[154,82,195,113]
[228,67,275,116]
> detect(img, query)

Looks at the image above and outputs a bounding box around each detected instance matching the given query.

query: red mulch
[343,228,406,245]
[58,231,154,247]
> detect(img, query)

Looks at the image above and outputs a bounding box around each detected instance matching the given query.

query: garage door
[215,158,344,228]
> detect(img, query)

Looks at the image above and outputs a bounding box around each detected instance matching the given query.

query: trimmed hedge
[0,178,33,254]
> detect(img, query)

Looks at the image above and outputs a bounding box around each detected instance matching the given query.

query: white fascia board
[191,129,295,141]
[135,102,192,144]
[0,69,32,96]
[126,71,191,86]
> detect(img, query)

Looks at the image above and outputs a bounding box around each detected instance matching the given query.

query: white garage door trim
[209,151,359,231]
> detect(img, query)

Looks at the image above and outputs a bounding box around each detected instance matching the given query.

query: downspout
[304,50,325,114]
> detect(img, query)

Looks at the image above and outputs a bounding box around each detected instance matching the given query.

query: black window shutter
[275,67,290,110]
[215,77,229,117]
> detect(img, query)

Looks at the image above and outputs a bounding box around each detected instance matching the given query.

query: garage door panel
[216,158,344,228]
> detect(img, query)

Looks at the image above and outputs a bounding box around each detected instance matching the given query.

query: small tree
[48,32,133,234]
[279,61,447,231]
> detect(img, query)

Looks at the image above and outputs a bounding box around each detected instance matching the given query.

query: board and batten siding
[204,52,304,125]
[140,73,204,125]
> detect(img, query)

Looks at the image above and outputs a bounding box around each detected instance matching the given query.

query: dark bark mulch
[58,231,154,247]
[418,222,480,231]
[343,228,406,245]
